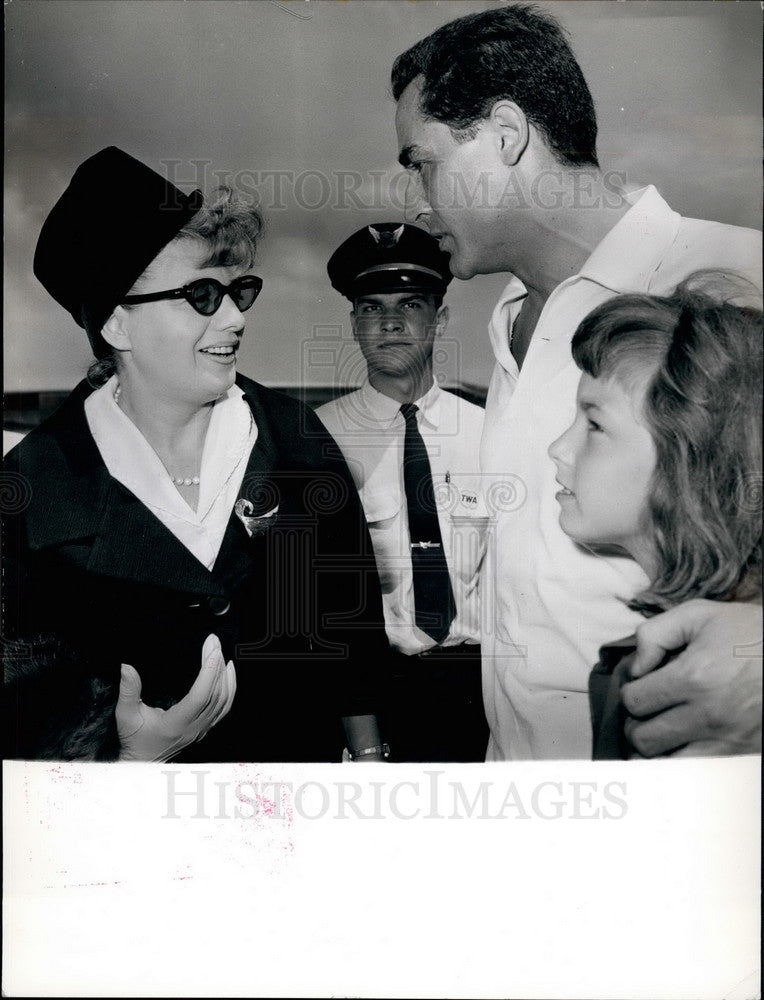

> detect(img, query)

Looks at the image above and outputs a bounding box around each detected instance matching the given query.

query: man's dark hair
[391,4,599,168]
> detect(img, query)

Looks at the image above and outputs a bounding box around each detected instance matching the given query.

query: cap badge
[368,224,404,249]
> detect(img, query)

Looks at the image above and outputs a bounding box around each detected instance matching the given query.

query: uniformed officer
[316,223,489,761]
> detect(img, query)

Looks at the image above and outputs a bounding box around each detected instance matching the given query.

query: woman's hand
[116,634,236,762]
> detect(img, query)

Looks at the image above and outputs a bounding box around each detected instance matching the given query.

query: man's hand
[116,634,236,762]
[620,600,762,757]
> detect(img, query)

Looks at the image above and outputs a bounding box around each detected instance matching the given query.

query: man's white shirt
[480,185,763,760]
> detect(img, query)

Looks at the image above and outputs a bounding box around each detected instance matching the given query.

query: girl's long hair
[571,273,762,614]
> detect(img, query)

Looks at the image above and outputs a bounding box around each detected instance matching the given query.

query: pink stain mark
[201,766,298,871]
[36,764,88,832]
[280,789,294,826]
[46,764,84,786]
[229,764,296,829]
[52,881,125,890]
[23,763,32,812]
[250,793,277,817]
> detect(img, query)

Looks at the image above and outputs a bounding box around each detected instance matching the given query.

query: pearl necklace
[113,382,201,487]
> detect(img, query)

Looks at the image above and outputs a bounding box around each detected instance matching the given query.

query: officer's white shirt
[480,184,763,760]
[316,379,486,655]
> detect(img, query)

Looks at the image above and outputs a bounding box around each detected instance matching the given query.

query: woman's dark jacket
[2,374,387,762]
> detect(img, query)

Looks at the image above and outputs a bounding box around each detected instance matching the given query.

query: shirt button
[207,596,231,616]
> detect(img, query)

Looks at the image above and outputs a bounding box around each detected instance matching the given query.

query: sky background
[4,0,762,392]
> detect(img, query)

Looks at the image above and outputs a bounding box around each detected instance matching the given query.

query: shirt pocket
[443,481,490,586]
[359,485,401,528]
[358,486,404,594]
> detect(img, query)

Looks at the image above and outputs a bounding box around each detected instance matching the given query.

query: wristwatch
[343,743,391,762]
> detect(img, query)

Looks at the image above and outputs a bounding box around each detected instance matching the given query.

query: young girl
[548,274,762,758]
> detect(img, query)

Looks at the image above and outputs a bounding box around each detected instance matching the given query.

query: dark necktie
[400,402,456,643]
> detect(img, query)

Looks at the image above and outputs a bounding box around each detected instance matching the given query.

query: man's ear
[350,309,359,343]
[100,306,132,352]
[489,100,529,166]
[435,303,449,336]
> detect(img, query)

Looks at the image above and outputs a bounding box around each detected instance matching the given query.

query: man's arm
[620,600,762,757]
[342,714,388,762]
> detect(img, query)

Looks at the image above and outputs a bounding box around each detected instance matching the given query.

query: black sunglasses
[122,274,263,316]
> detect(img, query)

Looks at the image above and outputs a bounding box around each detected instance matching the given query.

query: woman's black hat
[33,146,204,355]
